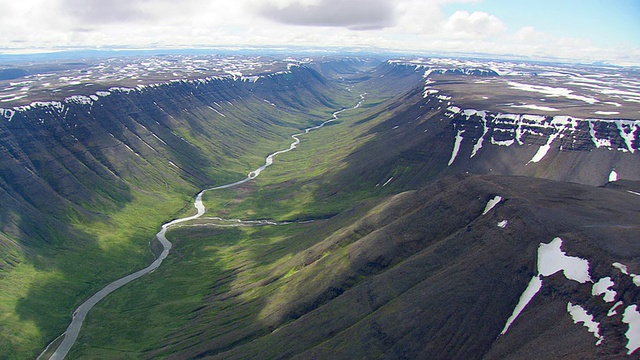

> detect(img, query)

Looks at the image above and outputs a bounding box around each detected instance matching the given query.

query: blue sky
[442,0,640,48]
[0,0,638,65]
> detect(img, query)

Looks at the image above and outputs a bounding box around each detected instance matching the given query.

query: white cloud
[0,0,637,65]
[257,0,396,30]
[514,26,548,43]
[443,10,507,38]
[392,0,446,34]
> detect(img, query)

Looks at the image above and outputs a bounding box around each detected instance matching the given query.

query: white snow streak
[500,275,543,335]
[448,129,465,166]
[528,132,559,163]
[616,120,637,154]
[207,105,226,117]
[470,111,488,158]
[609,301,624,317]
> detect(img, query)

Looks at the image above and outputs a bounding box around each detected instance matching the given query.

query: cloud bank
[0,0,637,65]
[258,0,396,30]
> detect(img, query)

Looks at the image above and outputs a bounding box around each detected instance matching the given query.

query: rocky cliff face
[442,105,640,184]
[325,60,640,196]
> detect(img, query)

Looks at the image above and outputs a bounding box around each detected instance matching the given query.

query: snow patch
[496,113,520,121]
[109,87,134,93]
[609,170,618,182]
[497,220,508,228]
[470,112,488,158]
[482,196,502,215]
[446,106,461,116]
[538,237,591,283]
[589,121,613,149]
[423,88,439,96]
[592,277,616,302]
[507,81,599,104]
[611,263,640,286]
[447,129,465,166]
[241,75,260,83]
[613,262,629,275]
[567,302,604,345]
[622,305,640,355]
[595,111,620,115]
[511,104,559,112]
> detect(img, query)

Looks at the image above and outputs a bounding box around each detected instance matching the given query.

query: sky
[1,0,639,65]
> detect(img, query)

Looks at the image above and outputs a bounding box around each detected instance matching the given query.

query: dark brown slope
[161,174,639,359]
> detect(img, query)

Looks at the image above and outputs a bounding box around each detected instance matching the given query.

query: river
[39,93,365,360]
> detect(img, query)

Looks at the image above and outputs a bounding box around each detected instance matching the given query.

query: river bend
[40,94,365,360]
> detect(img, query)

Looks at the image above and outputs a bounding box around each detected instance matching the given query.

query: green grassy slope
[0,64,364,359]
[62,64,429,358]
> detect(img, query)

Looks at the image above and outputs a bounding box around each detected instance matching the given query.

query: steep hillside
[74,174,640,359]
[206,174,637,360]
[0,62,362,358]
[60,58,639,359]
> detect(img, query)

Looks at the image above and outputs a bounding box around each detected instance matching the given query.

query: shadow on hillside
[8,66,363,358]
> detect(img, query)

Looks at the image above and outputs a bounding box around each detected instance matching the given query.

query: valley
[0,53,639,359]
